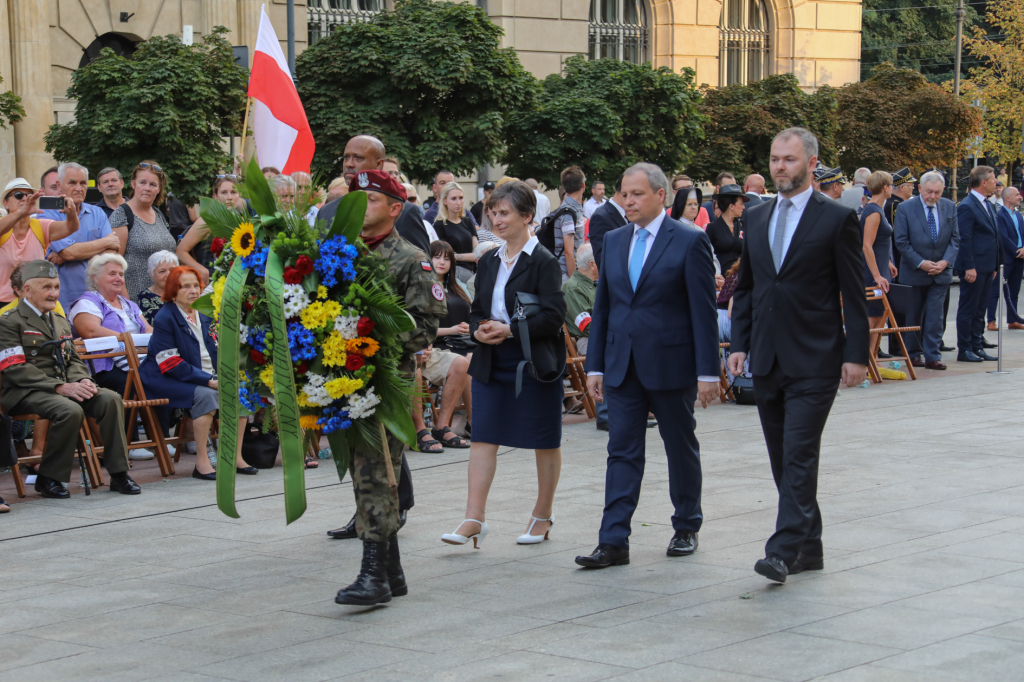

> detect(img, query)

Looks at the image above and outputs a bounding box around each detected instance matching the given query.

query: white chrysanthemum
[346,387,380,421]
[238,323,250,344]
[282,284,309,317]
[333,314,359,340]
[302,372,333,406]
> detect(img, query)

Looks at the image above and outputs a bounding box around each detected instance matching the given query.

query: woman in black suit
[705,183,750,275]
[441,180,567,549]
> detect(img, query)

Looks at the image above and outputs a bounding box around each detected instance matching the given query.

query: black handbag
[241,428,280,469]
[512,292,566,397]
[0,414,17,467]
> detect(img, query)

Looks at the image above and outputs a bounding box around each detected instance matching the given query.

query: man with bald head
[317,135,430,253]
[744,174,765,206]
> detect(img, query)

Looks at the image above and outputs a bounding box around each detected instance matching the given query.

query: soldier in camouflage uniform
[336,170,446,606]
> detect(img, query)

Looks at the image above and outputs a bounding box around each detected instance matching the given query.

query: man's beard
[773,167,808,194]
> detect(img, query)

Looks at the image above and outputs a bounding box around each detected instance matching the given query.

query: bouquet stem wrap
[215,260,247,519]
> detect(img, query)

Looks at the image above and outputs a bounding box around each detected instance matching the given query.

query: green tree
[44,27,247,206]
[503,56,705,190]
[0,76,23,129]
[837,63,982,174]
[686,74,838,188]
[297,0,536,183]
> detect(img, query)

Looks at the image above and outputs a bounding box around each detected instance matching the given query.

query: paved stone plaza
[4,330,1024,681]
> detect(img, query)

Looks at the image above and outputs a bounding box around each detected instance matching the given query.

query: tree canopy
[837,62,982,174]
[685,74,838,189]
[44,27,247,206]
[296,0,535,184]
[503,56,705,190]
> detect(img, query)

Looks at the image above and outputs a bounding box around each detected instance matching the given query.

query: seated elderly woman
[139,266,257,480]
[136,250,179,324]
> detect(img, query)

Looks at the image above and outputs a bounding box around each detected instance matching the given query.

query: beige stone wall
[486,0,589,78]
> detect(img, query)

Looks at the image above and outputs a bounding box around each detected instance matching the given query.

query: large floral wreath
[193,159,417,523]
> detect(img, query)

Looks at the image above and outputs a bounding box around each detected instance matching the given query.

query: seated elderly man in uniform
[0,260,140,498]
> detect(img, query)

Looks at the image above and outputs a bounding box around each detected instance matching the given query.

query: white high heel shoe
[516,516,554,545]
[441,519,488,548]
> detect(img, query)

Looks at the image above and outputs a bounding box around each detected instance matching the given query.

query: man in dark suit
[575,163,720,569]
[588,174,627,269]
[743,173,765,206]
[893,171,959,370]
[988,186,1024,330]
[954,165,1001,362]
[316,135,431,254]
[729,127,869,584]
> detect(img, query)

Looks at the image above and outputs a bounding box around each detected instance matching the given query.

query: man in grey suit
[840,167,870,213]
[893,171,959,370]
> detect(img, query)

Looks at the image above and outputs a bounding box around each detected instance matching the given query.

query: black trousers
[753,361,839,564]
[956,273,994,353]
[398,451,414,511]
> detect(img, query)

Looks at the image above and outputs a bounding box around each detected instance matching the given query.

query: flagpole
[240,96,252,169]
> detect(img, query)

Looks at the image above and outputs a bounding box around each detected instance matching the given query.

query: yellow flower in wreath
[347,336,380,358]
[211,277,226,319]
[299,414,319,430]
[259,364,275,393]
[322,330,348,368]
[300,300,342,331]
[325,376,363,399]
[230,222,257,257]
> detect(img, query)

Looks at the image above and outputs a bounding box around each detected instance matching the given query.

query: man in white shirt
[583,181,606,218]
[525,178,550,224]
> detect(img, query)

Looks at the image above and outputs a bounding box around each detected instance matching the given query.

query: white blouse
[490,236,539,324]
[176,305,214,375]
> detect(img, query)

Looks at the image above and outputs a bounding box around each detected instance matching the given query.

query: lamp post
[287,0,296,80]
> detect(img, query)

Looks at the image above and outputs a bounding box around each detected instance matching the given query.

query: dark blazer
[705,215,744,275]
[893,195,959,286]
[468,242,566,384]
[745,192,764,207]
[139,302,219,408]
[587,216,720,390]
[588,199,628,269]
[997,206,1024,265]
[732,190,870,378]
[318,197,431,254]
[954,192,1000,273]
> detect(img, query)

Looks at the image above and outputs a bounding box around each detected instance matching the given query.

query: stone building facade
[1,0,861,186]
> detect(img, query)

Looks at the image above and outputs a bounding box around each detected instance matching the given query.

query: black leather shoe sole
[666,545,696,557]
[957,354,983,363]
[34,486,70,499]
[335,590,392,606]
[595,422,609,432]
[192,469,217,481]
[389,581,409,597]
[790,556,824,575]
[574,555,630,569]
[755,558,788,583]
[111,482,142,495]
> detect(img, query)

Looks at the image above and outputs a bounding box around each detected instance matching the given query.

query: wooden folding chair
[865,286,920,384]
[563,326,596,419]
[719,342,735,403]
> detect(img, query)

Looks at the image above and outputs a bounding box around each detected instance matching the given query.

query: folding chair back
[864,286,921,384]
[563,326,596,419]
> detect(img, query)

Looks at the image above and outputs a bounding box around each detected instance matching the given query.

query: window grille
[588,0,648,64]
[719,0,771,86]
[308,0,383,46]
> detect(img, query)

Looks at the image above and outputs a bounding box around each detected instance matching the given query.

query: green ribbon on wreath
[215,259,248,519]
[264,249,307,524]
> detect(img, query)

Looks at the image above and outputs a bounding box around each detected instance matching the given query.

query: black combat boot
[386,533,408,597]
[335,540,392,606]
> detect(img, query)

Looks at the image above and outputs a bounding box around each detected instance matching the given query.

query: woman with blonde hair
[861,170,899,358]
[110,161,176,299]
[434,181,479,281]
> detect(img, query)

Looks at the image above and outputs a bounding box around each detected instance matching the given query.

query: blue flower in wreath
[317,406,352,434]
[241,244,269,278]
[248,326,269,354]
[287,322,318,361]
[315,236,358,287]
[239,382,261,412]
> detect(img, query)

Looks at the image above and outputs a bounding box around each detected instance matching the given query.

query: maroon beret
[349,169,407,202]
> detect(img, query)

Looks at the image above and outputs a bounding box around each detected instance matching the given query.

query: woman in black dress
[433,181,479,282]
[441,180,567,550]
[861,170,898,356]
[705,183,749,275]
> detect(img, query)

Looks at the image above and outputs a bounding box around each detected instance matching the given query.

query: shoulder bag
[512,291,566,397]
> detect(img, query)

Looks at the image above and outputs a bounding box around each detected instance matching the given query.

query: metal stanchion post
[989,262,1013,375]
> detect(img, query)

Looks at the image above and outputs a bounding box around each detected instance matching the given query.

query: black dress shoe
[754,554,789,583]
[976,350,999,361]
[596,422,609,432]
[957,351,983,363]
[647,419,657,429]
[910,356,925,368]
[328,513,358,539]
[34,475,69,499]
[982,338,997,349]
[940,344,955,352]
[876,350,893,359]
[666,530,698,557]
[109,472,141,495]
[790,552,824,575]
[192,468,217,481]
[575,543,629,568]
[236,466,259,475]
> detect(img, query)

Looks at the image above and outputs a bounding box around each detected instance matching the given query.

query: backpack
[0,217,46,250]
[536,205,580,256]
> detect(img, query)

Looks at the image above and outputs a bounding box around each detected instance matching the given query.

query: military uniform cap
[815,166,844,186]
[891,168,917,187]
[349,169,407,202]
[21,260,59,282]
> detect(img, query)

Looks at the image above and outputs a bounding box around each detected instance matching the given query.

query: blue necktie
[629,228,649,291]
[927,205,937,243]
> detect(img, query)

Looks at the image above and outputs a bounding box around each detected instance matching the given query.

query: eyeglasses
[9,191,29,200]
[217,174,237,180]
[139,163,163,173]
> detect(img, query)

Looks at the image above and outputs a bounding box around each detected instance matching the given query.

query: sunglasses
[7,190,30,201]
[139,162,163,173]
[217,174,238,180]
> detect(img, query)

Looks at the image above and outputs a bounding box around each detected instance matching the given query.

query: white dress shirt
[490,236,539,324]
[767,185,814,267]
[609,197,627,220]
[23,299,45,319]
[583,196,606,219]
[971,190,994,221]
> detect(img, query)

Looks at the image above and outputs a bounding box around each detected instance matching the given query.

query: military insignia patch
[421,261,433,271]
[0,345,26,370]
[358,172,369,188]
[431,283,445,301]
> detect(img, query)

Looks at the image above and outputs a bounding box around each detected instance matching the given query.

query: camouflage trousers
[350,429,406,543]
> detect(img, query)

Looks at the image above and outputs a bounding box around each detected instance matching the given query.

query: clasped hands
[918,260,949,277]
[55,378,98,402]
[473,319,512,345]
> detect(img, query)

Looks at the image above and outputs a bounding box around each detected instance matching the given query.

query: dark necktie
[927,205,937,243]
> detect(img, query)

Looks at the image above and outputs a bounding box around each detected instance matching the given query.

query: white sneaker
[166,443,177,457]
[129,448,155,461]
[185,441,197,454]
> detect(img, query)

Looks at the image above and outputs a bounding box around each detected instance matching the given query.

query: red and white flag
[248,5,314,174]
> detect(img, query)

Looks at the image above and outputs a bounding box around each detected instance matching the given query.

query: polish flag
[248,5,314,174]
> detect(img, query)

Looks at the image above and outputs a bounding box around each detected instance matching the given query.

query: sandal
[432,426,470,449]
[416,429,444,453]
[304,454,319,469]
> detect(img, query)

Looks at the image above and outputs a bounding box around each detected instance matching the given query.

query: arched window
[589,0,648,64]
[308,0,383,45]
[79,33,137,69]
[719,0,771,86]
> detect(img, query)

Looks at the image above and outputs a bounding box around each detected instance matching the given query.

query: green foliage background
[44,27,248,206]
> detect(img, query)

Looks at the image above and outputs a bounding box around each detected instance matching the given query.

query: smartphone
[38,196,65,211]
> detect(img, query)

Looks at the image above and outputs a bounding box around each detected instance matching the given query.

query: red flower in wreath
[356,316,375,336]
[210,237,226,256]
[295,255,314,276]
[249,349,267,365]
[283,267,303,284]
[295,361,309,375]
[345,354,365,371]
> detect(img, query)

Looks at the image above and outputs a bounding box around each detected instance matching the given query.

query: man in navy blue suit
[575,163,720,569]
[587,174,627,270]
[955,165,1001,362]
[988,186,1024,330]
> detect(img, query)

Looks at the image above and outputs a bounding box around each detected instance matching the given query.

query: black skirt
[471,340,563,449]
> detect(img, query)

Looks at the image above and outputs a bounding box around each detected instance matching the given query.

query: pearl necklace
[501,243,524,265]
